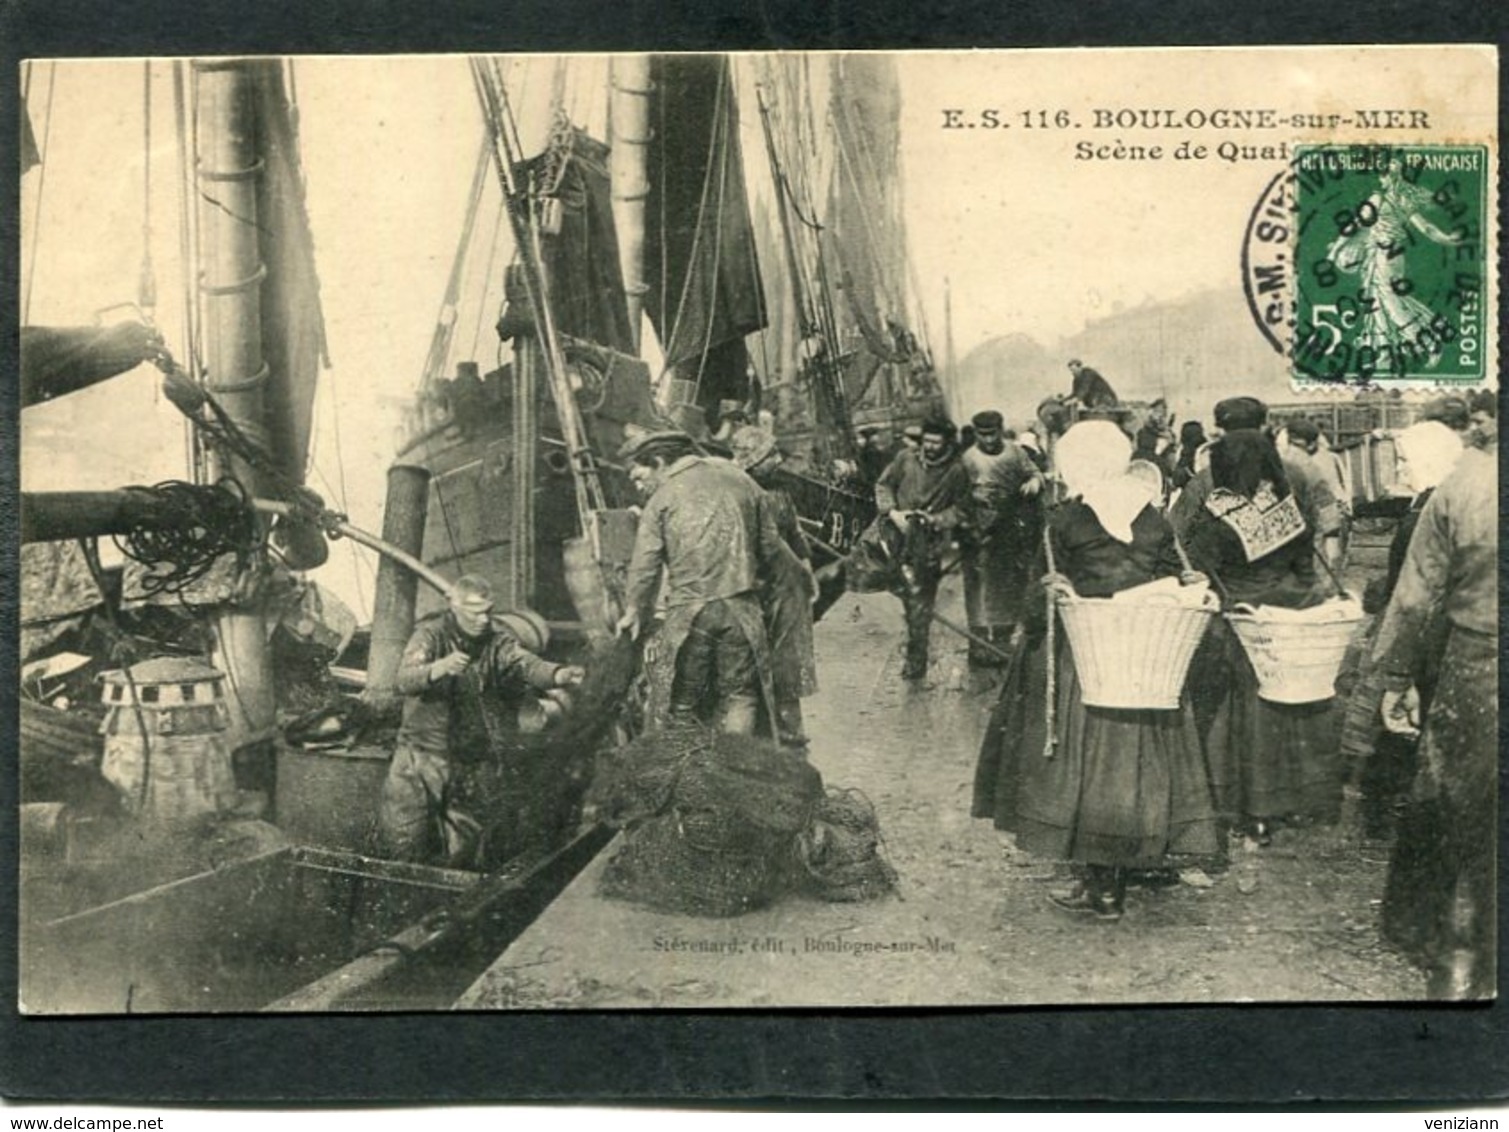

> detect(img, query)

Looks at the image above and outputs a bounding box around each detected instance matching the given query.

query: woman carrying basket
[1172,397,1337,845]
[972,421,1222,920]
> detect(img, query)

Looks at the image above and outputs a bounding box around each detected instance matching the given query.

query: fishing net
[600,811,789,917]
[594,724,823,916]
[593,726,895,915]
[793,788,898,903]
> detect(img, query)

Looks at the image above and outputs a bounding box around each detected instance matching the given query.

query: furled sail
[248,60,329,487]
[503,125,636,354]
[823,53,942,418]
[642,54,768,424]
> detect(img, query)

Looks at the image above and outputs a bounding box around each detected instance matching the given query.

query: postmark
[1289,143,1489,387]
[1241,168,1295,357]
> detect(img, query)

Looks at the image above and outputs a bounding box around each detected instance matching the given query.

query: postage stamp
[1290,143,1490,387]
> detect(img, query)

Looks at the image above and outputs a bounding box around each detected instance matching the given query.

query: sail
[823,53,942,420]
[642,54,767,414]
[827,54,906,346]
[250,60,329,488]
[740,56,812,409]
[508,125,636,354]
[20,90,41,174]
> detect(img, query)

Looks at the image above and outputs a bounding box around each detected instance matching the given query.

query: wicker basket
[1056,591,1217,710]
[1226,603,1366,704]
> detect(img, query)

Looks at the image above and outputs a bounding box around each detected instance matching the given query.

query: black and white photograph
[15,45,1499,1017]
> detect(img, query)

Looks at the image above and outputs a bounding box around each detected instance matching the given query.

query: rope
[423,134,491,386]
[139,61,156,318]
[1171,530,1194,573]
[468,194,506,362]
[470,57,604,523]
[1041,525,1058,759]
[831,99,901,317]
[312,375,367,615]
[78,538,156,809]
[689,80,732,400]
[660,62,727,375]
[1313,545,1352,599]
[1176,528,1233,607]
[172,60,206,484]
[22,61,57,324]
[111,479,259,600]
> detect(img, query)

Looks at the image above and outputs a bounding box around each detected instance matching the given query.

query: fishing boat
[16,51,955,1013]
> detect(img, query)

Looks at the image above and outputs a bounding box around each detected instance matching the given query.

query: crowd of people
[373,365,1496,1000]
[967,387,1496,1000]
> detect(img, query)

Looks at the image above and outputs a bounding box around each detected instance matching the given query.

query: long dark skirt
[1202,622,1343,826]
[1381,627,1497,985]
[971,634,1037,832]
[972,634,1221,868]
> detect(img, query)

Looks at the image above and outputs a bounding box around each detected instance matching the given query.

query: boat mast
[943,275,956,398]
[609,55,652,353]
[754,77,856,465]
[193,59,276,754]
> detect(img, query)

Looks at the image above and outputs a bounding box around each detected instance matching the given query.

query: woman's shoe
[1048,879,1095,912]
[1049,871,1122,920]
[1100,868,1127,920]
[1250,820,1273,847]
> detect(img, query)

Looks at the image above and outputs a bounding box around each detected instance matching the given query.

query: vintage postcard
[16,45,1497,1015]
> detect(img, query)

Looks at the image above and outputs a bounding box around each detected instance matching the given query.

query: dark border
[3,0,1508,1106]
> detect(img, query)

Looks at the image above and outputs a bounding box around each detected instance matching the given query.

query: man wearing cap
[959,409,1045,666]
[852,425,891,485]
[377,574,586,865]
[1281,418,1345,570]
[707,398,751,452]
[1422,394,1471,435]
[617,429,784,736]
[874,415,972,680]
[732,427,820,749]
[1065,359,1119,411]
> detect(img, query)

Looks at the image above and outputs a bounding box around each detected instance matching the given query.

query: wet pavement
[461,577,1426,1008]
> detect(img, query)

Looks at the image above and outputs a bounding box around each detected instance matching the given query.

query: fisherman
[1466,388,1496,449]
[874,415,971,681]
[732,426,820,750]
[854,425,892,485]
[1345,420,1462,838]
[958,410,1044,667]
[1170,420,1208,492]
[710,398,751,450]
[1421,394,1471,435]
[1374,433,1496,998]
[616,429,783,736]
[377,574,585,866]
[1065,358,1119,411]
[1279,418,1344,570]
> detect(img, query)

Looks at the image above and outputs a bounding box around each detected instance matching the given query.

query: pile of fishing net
[591,723,897,917]
[793,788,898,903]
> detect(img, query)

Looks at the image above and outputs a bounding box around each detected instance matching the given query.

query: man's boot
[720,694,759,737]
[1429,875,1491,999]
[776,698,809,752]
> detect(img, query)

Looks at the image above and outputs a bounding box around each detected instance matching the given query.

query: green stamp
[1291,143,1489,386]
